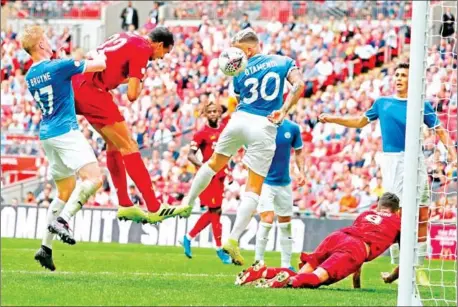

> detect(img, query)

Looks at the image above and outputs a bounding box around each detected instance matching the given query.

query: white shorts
[380,152,429,207]
[258,183,293,217]
[215,111,277,177]
[41,129,98,180]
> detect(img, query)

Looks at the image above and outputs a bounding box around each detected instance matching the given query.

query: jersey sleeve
[292,124,303,150]
[54,59,86,79]
[423,101,441,128]
[128,46,150,79]
[364,99,380,122]
[190,131,204,151]
[285,56,298,78]
[231,77,241,97]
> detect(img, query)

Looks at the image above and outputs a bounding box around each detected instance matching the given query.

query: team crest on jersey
[210,135,216,140]
[284,132,291,139]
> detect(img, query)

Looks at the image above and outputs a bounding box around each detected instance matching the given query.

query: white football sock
[60,180,99,222]
[255,222,272,262]
[42,198,65,249]
[229,192,259,241]
[188,163,216,206]
[415,241,428,267]
[279,222,293,268]
[390,243,400,265]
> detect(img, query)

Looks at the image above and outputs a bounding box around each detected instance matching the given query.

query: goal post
[397,1,429,306]
[398,1,457,306]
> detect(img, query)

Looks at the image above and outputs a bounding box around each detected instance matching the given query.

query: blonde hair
[231,28,259,45]
[20,25,45,55]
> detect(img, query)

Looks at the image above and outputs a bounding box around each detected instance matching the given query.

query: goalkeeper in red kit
[72,27,192,224]
[180,102,232,264]
[236,192,401,289]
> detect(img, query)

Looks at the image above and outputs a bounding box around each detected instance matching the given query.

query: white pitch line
[1,269,234,278]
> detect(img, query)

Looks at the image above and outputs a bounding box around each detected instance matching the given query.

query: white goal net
[409,1,457,306]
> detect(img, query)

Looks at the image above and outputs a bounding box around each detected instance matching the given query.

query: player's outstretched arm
[352,266,362,289]
[318,114,370,129]
[84,51,107,73]
[268,69,305,124]
[381,266,399,284]
[435,125,457,166]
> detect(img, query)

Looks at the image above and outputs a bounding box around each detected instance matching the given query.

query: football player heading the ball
[182,28,305,265]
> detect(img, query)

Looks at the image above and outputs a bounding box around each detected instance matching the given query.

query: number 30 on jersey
[243,72,280,104]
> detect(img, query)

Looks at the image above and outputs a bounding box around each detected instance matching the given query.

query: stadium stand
[1,1,456,222]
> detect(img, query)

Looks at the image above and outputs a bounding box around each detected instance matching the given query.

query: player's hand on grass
[268,110,286,125]
[318,113,333,123]
[381,272,394,284]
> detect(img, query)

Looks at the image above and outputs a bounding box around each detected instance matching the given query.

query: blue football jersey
[233,54,296,117]
[365,96,440,152]
[264,119,303,186]
[25,59,86,140]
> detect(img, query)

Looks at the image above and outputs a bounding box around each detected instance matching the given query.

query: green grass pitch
[1,238,455,306]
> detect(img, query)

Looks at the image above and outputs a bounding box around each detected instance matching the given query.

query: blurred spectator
[120,1,139,31]
[37,186,54,207]
[149,2,160,25]
[25,191,36,204]
[129,185,143,205]
[240,13,251,30]
[339,186,358,212]
[440,7,455,38]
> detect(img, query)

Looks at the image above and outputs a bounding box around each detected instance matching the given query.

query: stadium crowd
[1,3,456,220]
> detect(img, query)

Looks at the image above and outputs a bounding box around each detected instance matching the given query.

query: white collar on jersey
[30,60,47,67]
[393,95,408,101]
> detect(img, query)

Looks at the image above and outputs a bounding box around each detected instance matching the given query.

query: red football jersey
[90,32,153,90]
[190,123,226,176]
[341,210,401,261]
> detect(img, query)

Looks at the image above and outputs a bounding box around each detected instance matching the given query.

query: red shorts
[300,231,367,284]
[199,176,224,209]
[72,74,125,126]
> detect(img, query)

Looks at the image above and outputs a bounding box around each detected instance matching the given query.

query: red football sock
[189,211,212,238]
[291,273,321,288]
[122,152,160,212]
[106,151,132,207]
[265,268,297,279]
[209,212,222,247]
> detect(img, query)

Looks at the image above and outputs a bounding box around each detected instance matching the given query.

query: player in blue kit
[21,25,107,271]
[183,28,305,265]
[319,62,457,285]
[235,119,305,282]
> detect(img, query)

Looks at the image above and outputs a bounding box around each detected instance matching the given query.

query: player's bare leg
[48,162,102,245]
[35,175,76,270]
[224,168,264,266]
[100,121,191,223]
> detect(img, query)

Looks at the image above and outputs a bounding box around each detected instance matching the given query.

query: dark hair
[395,63,409,71]
[148,27,174,48]
[378,192,400,212]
